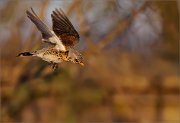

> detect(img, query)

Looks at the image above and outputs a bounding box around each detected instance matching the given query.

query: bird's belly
[40,54,62,63]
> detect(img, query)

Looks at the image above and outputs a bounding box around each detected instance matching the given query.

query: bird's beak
[79,62,84,66]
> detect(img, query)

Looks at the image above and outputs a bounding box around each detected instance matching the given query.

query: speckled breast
[42,48,68,63]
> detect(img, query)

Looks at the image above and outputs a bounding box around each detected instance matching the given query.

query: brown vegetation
[0,0,179,122]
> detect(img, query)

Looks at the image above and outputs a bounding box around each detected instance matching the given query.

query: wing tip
[26,7,33,13]
[26,7,39,18]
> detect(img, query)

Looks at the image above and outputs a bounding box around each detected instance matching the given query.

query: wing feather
[26,8,53,39]
[51,8,79,47]
[26,8,66,51]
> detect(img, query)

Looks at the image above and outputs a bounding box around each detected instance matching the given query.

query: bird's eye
[75,59,78,62]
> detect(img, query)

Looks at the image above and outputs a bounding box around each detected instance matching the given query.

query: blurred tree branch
[76,0,94,48]
[66,0,79,16]
[97,2,150,50]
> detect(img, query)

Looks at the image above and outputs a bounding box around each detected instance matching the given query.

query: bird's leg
[50,61,56,71]
[51,63,58,71]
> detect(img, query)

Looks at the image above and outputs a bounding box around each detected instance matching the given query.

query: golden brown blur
[0,0,179,123]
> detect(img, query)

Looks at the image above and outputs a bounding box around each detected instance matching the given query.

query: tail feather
[17,52,33,57]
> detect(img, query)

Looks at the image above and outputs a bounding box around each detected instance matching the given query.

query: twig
[97,2,150,49]
[76,0,94,48]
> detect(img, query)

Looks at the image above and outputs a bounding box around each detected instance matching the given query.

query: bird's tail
[17,52,34,57]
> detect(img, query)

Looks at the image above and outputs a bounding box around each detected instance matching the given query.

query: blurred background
[0,0,179,123]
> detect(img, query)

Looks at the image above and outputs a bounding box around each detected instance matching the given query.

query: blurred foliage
[0,0,179,123]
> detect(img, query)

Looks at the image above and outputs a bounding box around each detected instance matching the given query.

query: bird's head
[68,51,84,66]
[73,54,84,66]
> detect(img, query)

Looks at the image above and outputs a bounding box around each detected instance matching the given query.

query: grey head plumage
[68,48,84,66]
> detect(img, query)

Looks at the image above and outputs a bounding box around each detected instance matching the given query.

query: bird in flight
[17,8,84,70]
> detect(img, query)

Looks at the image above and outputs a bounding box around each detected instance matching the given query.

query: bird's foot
[50,62,58,71]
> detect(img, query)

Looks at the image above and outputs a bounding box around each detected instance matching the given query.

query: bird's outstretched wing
[26,8,53,39]
[26,8,66,51]
[51,8,79,48]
